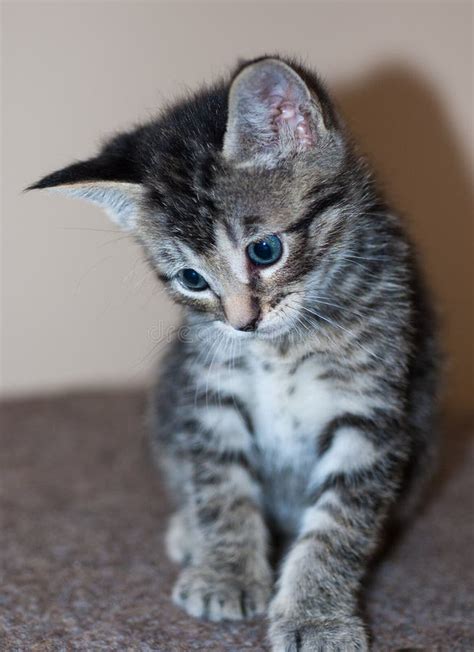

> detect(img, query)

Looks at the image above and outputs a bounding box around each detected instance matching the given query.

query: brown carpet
[1,391,473,651]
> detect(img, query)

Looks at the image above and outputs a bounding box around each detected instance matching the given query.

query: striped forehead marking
[215,222,249,285]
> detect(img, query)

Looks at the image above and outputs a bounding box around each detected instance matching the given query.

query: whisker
[298,305,384,363]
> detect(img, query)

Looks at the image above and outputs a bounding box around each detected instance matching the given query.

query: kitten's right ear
[27,136,145,232]
[223,57,335,168]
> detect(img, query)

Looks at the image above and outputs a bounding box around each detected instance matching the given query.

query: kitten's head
[30,56,373,340]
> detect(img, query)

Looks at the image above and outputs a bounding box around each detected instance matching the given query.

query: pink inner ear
[267,94,315,147]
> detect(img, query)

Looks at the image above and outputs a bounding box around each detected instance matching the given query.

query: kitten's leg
[269,416,406,651]
[172,452,273,621]
[165,509,194,564]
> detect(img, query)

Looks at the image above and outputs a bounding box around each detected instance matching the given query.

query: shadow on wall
[334,64,474,419]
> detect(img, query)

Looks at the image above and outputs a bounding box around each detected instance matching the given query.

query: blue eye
[178,268,209,291]
[247,235,282,266]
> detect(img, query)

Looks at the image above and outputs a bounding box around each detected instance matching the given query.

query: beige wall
[2,2,472,415]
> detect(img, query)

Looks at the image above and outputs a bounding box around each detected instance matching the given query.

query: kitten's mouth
[215,320,255,339]
[217,294,300,340]
[253,294,301,340]
[256,321,293,340]
[217,319,273,340]
[218,317,293,341]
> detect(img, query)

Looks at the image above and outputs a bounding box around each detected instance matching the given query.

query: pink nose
[235,314,260,332]
[224,295,260,331]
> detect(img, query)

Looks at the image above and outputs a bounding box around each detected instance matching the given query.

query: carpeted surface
[0,390,473,651]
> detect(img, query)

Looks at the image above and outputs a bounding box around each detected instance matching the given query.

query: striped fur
[31,56,440,651]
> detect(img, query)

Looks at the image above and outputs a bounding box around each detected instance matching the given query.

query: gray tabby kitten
[31,57,439,651]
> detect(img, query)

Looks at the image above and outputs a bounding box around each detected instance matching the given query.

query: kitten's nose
[237,314,260,332]
[224,294,260,332]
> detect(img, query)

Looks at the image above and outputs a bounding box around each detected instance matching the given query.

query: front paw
[269,615,369,652]
[172,565,272,622]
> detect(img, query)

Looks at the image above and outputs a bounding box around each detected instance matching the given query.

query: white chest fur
[245,353,341,532]
[207,341,380,534]
[250,356,337,468]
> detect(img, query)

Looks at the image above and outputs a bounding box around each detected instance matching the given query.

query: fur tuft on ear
[223,58,330,167]
[27,132,145,231]
[45,181,144,231]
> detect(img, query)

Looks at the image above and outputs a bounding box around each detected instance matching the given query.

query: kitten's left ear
[223,57,333,167]
[27,137,145,231]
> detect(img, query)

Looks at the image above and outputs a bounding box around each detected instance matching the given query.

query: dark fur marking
[195,392,255,437]
[240,591,247,618]
[223,218,238,245]
[197,504,222,525]
[316,412,400,458]
[295,629,303,651]
[289,352,315,375]
[202,593,211,619]
[286,188,347,234]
